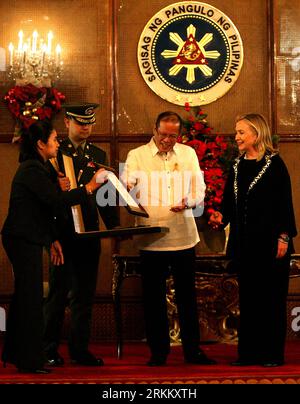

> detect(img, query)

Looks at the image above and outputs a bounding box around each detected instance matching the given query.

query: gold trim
[3,378,300,384]
[233,154,276,203]
[66,111,95,119]
[62,154,85,233]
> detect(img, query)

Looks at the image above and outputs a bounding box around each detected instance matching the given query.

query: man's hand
[170,198,187,213]
[95,168,109,185]
[57,171,71,191]
[50,240,64,266]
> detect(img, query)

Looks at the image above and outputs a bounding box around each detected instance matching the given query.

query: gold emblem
[137,1,243,106]
[85,107,94,116]
[161,25,221,84]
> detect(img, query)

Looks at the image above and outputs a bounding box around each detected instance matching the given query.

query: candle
[8,43,14,66]
[39,38,44,52]
[41,44,47,71]
[55,44,61,66]
[47,31,53,54]
[32,30,38,53]
[8,29,62,81]
[26,38,31,53]
[23,43,28,67]
[18,30,23,52]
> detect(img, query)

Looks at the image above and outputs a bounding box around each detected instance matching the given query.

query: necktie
[77,145,84,160]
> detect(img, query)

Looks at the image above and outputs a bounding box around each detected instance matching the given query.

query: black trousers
[237,255,290,362]
[1,235,45,369]
[43,238,100,356]
[140,248,200,359]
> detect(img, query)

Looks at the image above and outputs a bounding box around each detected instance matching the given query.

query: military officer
[43,103,119,366]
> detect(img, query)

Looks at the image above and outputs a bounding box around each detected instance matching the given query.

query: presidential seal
[137,2,243,106]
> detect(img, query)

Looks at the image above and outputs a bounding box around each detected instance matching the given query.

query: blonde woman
[210,113,297,367]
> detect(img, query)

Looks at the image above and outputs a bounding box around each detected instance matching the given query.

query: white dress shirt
[121,138,206,251]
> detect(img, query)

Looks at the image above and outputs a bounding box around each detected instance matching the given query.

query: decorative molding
[116,135,152,143]
[277,135,300,143]
[0,135,113,144]
[2,133,300,144]
[109,0,119,167]
[268,0,277,135]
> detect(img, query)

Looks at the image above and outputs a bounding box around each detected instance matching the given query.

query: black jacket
[221,153,297,261]
[2,159,88,246]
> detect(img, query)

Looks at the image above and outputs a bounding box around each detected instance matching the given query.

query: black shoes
[261,361,284,368]
[46,351,65,367]
[185,351,217,365]
[71,350,104,366]
[231,359,258,366]
[18,368,52,374]
[46,348,104,366]
[231,358,284,367]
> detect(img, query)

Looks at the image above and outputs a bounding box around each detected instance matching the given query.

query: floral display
[3,84,65,141]
[178,103,237,215]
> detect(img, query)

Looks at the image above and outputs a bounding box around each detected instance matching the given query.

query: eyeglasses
[155,129,179,140]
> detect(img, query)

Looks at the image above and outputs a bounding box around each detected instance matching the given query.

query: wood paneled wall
[0,0,299,297]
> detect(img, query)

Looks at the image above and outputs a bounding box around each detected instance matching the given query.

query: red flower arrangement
[4,84,65,141]
[178,103,237,215]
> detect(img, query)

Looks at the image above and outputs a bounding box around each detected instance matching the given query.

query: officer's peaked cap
[63,103,99,125]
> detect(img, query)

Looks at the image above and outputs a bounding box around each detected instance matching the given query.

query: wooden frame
[273,0,300,138]
[105,171,149,218]
[62,154,86,233]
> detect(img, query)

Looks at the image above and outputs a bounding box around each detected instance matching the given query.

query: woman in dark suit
[1,120,103,373]
[210,113,297,367]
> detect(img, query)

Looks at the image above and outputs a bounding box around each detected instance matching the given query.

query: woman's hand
[57,171,71,192]
[276,239,288,259]
[208,211,224,230]
[50,240,64,266]
[85,168,108,194]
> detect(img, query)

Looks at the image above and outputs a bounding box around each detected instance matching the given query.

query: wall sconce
[7,30,62,87]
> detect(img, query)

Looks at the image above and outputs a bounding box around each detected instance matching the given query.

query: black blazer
[221,153,297,261]
[2,159,88,246]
